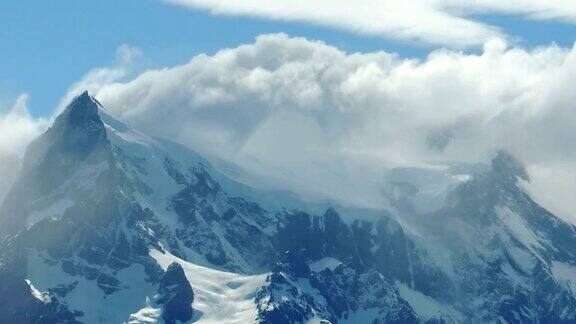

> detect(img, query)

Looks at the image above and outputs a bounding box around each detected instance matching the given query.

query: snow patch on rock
[27,198,74,229]
[396,281,462,321]
[128,297,162,324]
[552,261,576,296]
[309,257,342,273]
[25,279,51,303]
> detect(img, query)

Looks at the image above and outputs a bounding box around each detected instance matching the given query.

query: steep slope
[255,152,576,323]
[387,151,576,322]
[101,109,278,274]
[254,208,459,323]
[0,92,279,322]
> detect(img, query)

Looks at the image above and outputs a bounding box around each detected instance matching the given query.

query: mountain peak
[20,91,109,173]
[78,89,90,98]
[491,150,529,181]
[59,91,101,123]
[50,90,107,151]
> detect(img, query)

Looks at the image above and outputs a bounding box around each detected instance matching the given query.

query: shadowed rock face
[156,262,194,324]
[0,235,81,323]
[491,150,529,181]
[23,91,108,175]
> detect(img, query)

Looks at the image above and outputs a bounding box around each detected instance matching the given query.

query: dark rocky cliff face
[156,262,194,324]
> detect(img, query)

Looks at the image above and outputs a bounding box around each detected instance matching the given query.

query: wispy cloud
[55,44,142,114]
[162,0,576,47]
[0,95,48,203]
[445,0,576,22]
[0,95,48,156]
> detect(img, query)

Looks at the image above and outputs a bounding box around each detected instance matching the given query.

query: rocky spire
[22,91,108,173]
[491,150,529,182]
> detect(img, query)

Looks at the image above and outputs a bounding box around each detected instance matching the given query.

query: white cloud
[0,95,47,203]
[55,44,142,114]
[444,1,576,22]
[161,0,576,48]
[0,95,48,156]
[79,34,576,218]
[524,163,576,224]
[163,0,502,48]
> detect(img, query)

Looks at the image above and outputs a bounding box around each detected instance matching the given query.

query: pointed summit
[1,91,113,234]
[20,91,109,174]
[491,150,529,181]
[48,91,107,153]
[56,90,101,127]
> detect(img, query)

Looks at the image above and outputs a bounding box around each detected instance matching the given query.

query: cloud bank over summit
[2,34,576,218]
[163,0,576,47]
[89,34,576,218]
[93,35,576,166]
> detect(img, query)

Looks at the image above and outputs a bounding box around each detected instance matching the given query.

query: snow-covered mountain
[1,91,576,323]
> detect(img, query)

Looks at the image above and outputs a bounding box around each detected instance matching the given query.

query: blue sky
[2,0,576,117]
